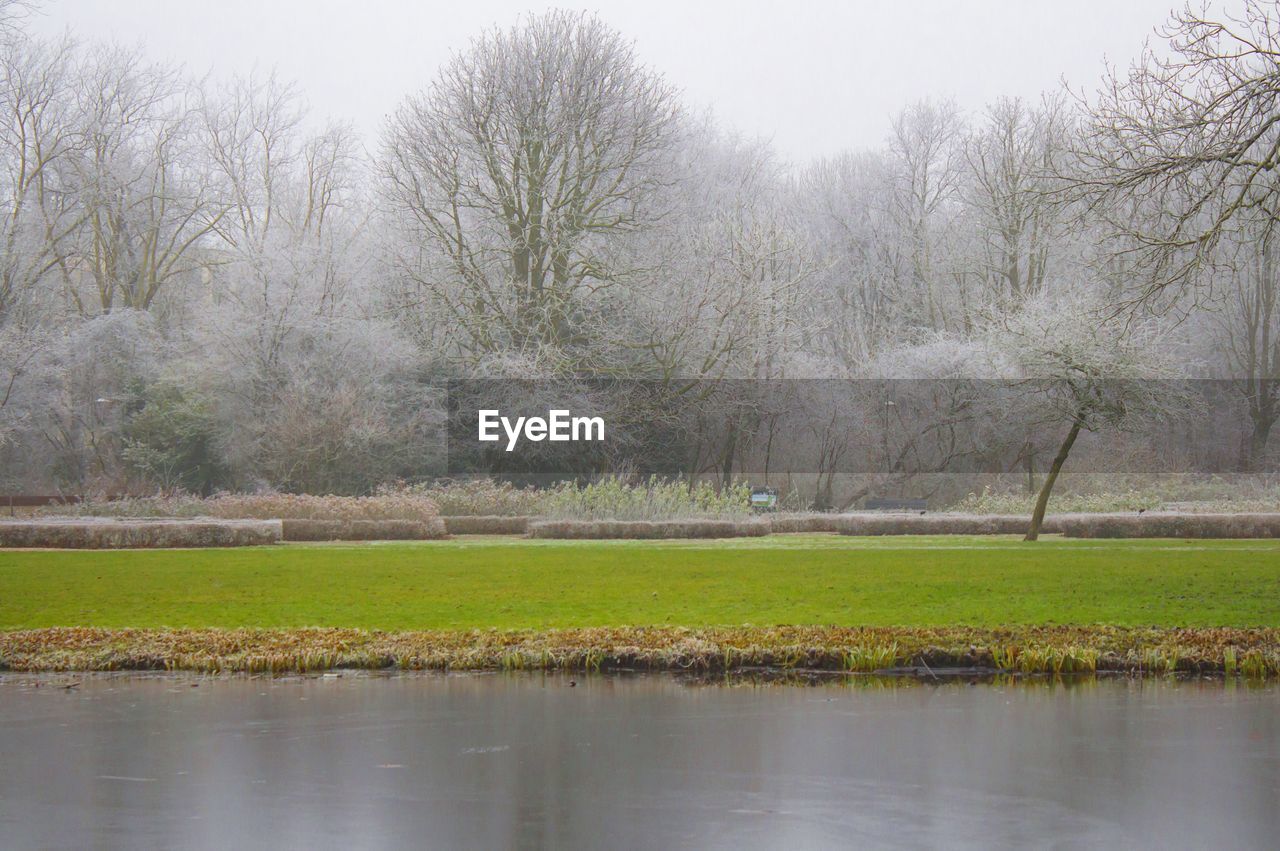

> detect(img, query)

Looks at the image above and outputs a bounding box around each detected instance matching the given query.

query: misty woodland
[2,1,1280,507]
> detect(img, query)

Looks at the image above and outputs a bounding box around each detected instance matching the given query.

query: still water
[0,672,1277,850]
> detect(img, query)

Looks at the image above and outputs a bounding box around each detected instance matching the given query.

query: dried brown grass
[2,625,1275,676]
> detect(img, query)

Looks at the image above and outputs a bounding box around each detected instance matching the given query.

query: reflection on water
[0,672,1276,850]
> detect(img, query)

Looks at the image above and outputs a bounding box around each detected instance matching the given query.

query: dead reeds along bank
[528,519,770,539]
[3,625,1277,677]
[0,518,281,549]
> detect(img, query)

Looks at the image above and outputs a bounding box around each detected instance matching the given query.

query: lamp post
[882,399,895,474]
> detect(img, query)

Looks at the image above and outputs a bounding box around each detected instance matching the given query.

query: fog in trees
[2,2,1277,510]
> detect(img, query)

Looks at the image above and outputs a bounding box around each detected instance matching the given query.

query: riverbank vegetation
[2,625,1276,677]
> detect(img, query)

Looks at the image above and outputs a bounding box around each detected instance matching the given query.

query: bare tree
[195,73,383,490]
[0,0,31,37]
[1074,1,1280,303]
[59,45,223,314]
[199,73,339,253]
[0,33,80,321]
[963,96,1070,305]
[989,294,1193,540]
[200,72,363,318]
[380,11,682,366]
[888,99,965,330]
[797,151,903,368]
[1209,225,1280,467]
[0,1,1261,500]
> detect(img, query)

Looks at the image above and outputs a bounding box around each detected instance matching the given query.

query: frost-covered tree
[962,96,1071,305]
[193,74,426,492]
[60,46,221,315]
[1206,224,1280,468]
[796,150,902,369]
[380,11,682,367]
[0,1,1267,499]
[888,99,966,332]
[1075,0,1280,302]
[987,294,1195,539]
[0,32,80,323]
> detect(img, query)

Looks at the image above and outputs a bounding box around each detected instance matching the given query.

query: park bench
[4,495,87,516]
[864,497,927,512]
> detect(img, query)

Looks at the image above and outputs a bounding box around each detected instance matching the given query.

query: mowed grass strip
[2,536,1279,630]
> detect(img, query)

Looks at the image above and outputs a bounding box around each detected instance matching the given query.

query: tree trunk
[719,423,737,492]
[1023,441,1036,494]
[1244,405,1275,471]
[1024,419,1083,542]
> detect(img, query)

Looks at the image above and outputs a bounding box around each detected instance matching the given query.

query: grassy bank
[3,536,1280,630]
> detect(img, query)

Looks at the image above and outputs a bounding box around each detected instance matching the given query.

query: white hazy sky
[30,0,1227,162]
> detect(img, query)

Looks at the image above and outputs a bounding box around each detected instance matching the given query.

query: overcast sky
[30,0,1225,162]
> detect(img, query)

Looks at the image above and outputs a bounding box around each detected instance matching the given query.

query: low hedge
[443,515,531,535]
[0,518,281,549]
[1059,513,1280,538]
[836,513,1061,536]
[768,514,847,534]
[527,519,770,539]
[280,518,447,542]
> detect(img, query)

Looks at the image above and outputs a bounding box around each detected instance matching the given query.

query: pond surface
[0,673,1277,850]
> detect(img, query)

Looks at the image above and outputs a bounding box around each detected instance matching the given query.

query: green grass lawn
[2,535,1279,630]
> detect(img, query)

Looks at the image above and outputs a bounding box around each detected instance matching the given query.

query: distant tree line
[2,2,1280,504]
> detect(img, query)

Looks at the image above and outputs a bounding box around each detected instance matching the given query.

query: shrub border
[280,518,448,541]
[0,518,281,549]
[443,515,531,535]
